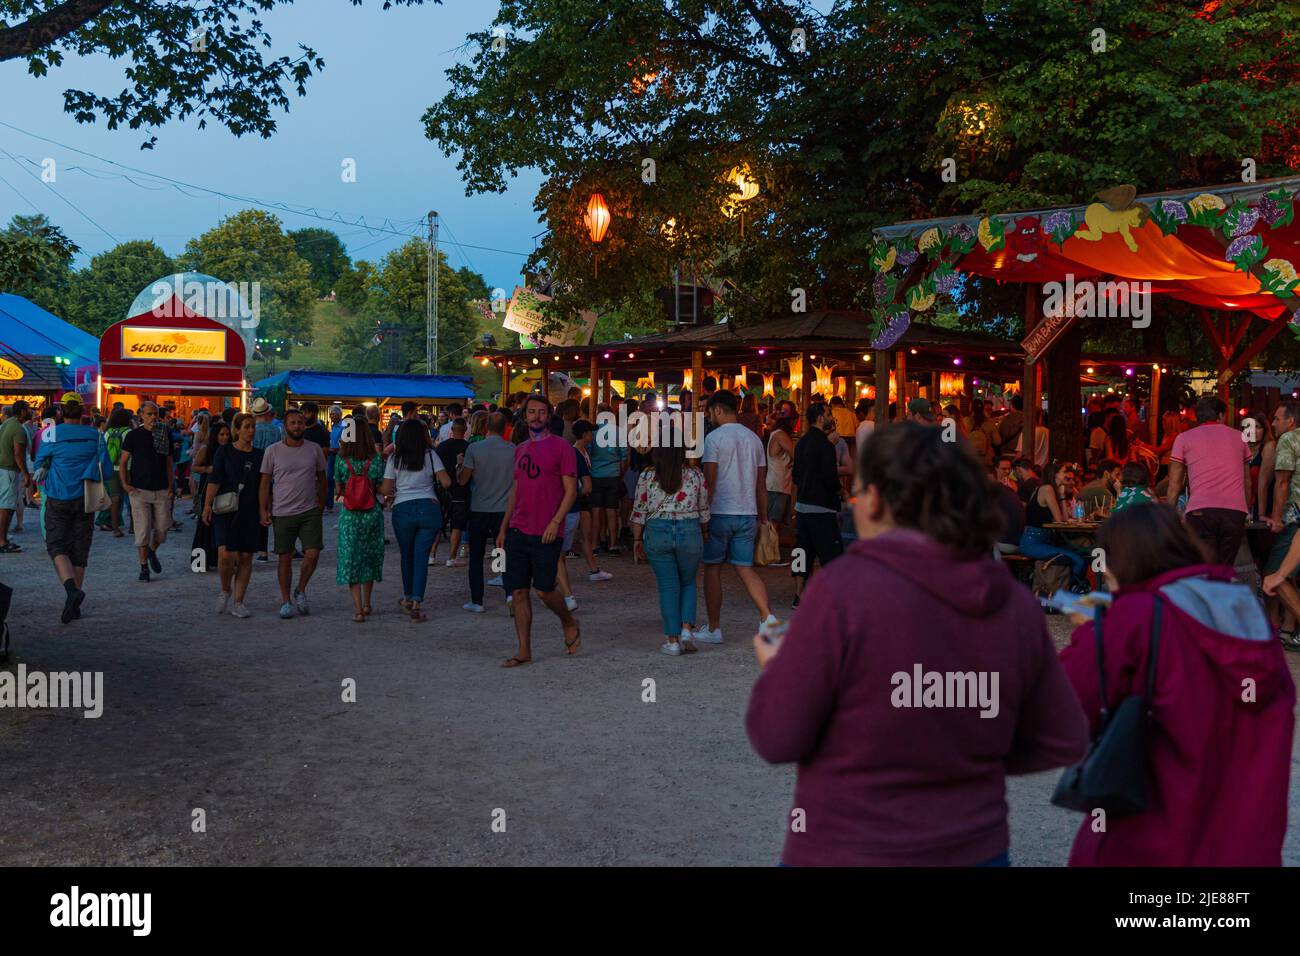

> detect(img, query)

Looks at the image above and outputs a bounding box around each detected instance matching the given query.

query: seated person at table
[1080,459,1121,513]
[1112,462,1156,513]
[1016,462,1089,591]
[992,467,1025,554]
[1013,457,1039,502]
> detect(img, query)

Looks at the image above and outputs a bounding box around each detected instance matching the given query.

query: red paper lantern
[586,193,610,244]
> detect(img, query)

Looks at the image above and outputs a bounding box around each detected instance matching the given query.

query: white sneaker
[506,594,515,618]
[294,589,310,615]
[216,591,231,614]
[564,594,578,612]
[760,613,778,629]
[279,602,295,620]
[660,641,683,656]
[694,626,723,644]
[230,602,251,619]
[428,555,438,566]
[462,602,485,613]
[588,569,613,582]
[487,575,504,587]
[446,558,467,567]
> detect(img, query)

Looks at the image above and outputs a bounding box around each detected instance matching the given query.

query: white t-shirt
[854,419,874,449]
[702,422,765,516]
[383,450,447,506]
[1017,426,1050,467]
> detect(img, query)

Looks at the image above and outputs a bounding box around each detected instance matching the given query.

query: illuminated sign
[0,359,22,382]
[121,327,226,363]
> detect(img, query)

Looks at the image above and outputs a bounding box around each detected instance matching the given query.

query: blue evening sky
[0,0,541,296]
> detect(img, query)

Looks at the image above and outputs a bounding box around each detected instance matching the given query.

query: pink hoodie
[1060,564,1294,866]
[747,528,1089,866]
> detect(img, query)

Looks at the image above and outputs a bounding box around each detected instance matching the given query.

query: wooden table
[1042,521,1101,534]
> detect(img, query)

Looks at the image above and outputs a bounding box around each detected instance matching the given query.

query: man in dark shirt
[437,418,471,566]
[301,401,331,451]
[792,403,844,604]
[119,400,174,581]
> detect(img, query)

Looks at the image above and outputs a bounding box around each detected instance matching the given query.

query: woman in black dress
[203,413,265,618]
[190,421,229,577]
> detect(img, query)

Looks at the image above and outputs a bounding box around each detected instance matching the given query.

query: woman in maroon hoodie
[1060,504,1294,866]
[747,423,1089,866]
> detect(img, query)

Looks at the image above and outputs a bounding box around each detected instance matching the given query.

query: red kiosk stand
[95,294,249,418]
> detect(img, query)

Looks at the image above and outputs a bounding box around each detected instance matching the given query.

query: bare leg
[1274,579,1300,630]
[536,588,580,653]
[362,580,374,613]
[555,554,572,598]
[277,553,294,603]
[0,508,13,545]
[233,553,253,603]
[735,564,772,621]
[704,563,723,630]
[510,587,533,661]
[578,512,598,573]
[297,548,321,594]
[349,583,364,617]
[218,548,235,595]
[448,528,463,559]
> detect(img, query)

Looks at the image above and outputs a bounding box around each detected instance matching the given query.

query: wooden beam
[894,348,907,414]
[589,353,599,416]
[1227,313,1291,380]
[874,350,889,423]
[1022,284,1040,440]
[1148,364,1161,444]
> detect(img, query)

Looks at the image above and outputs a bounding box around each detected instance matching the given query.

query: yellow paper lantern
[734,365,748,391]
[786,355,803,395]
[586,193,610,244]
[681,369,692,393]
[762,373,776,399]
[636,372,655,391]
[814,362,835,398]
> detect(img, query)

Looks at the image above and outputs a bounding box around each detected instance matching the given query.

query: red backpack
[342,457,375,511]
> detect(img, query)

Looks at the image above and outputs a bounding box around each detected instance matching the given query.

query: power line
[0,146,119,246]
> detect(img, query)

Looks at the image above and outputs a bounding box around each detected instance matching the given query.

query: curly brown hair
[856,422,1004,553]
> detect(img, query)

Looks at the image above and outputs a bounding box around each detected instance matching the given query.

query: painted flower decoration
[1043,210,1075,244]
[1225,234,1260,261]
[872,311,911,351]
[1264,259,1299,283]
[1259,195,1285,226]
[873,246,897,273]
[934,272,960,294]
[907,287,936,312]
[896,248,920,268]
[1187,193,1226,214]
[977,218,995,250]
[1159,199,1188,222]
[918,227,941,253]
[1230,208,1260,237]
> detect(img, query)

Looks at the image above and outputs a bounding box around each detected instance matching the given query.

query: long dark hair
[971,401,985,429]
[1107,413,1129,459]
[1097,503,1210,586]
[857,422,1003,553]
[107,407,132,430]
[393,419,430,471]
[339,413,377,462]
[649,444,686,495]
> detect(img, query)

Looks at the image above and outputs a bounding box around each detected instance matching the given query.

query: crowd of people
[2,379,1296,866]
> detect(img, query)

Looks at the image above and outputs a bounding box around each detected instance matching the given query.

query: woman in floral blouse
[631,444,711,656]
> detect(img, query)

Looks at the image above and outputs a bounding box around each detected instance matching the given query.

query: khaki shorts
[272,508,323,554]
[128,487,171,549]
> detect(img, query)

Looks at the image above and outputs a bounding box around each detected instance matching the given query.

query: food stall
[0,293,99,411]
[251,369,475,424]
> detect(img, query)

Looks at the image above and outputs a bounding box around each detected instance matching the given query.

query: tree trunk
[1048,320,1083,463]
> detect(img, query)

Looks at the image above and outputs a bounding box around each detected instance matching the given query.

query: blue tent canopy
[252,369,474,403]
[0,294,100,371]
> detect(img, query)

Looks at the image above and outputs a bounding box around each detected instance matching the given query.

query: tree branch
[0,0,117,62]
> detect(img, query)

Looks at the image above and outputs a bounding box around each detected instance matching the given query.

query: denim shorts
[702,514,756,566]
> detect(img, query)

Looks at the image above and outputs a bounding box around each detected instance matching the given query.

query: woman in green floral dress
[334,414,385,622]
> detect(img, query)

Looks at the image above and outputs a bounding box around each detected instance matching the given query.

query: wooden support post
[589,353,599,416]
[501,362,509,404]
[691,349,704,413]
[1023,284,1041,446]
[894,348,907,413]
[931,371,940,404]
[1148,364,1161,444]
[874,351,889,424]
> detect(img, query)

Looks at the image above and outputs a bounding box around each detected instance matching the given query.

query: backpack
[342,457,375,511]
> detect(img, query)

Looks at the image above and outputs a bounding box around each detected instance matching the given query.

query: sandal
[501,656,532,668]
[398,598,413,613]
[0,542,21,553]
[1281,630,1300,653]
[362,604,373,617]
[409,609,428,623]
[354,612,366,623]
[112,529,125,538]
[564,626,582,656]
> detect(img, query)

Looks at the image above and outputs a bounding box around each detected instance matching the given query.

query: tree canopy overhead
[424,0,1300,329]
[0,0,434,147]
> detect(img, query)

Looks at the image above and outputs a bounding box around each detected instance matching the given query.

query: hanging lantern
[721,164,760,236]
[762,373,776,399]
[734,365,748,391]
[636,372,656,392]
[786,355,803,396]
[813,362,835,398]
[586,193,610,243]
[681,369,692,393]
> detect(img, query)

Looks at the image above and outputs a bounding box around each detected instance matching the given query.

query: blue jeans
[702,513,756,566]
[1017,526,1088,586]
[391,499,441,601]
[325,452,338,508]
[643,518,703,637]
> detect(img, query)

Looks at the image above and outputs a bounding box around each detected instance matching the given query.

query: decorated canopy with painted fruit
[867,177,1300,350]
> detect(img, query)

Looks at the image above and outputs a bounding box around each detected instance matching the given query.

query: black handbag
[1051,598,1162,817]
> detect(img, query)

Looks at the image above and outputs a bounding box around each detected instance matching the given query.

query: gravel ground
[1,507,1297,866]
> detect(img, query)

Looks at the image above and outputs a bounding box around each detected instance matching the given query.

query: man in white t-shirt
[436,402,466,443]
[697,390,776,644]
[853,397,875,452]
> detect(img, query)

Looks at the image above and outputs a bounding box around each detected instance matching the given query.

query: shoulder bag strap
[1093,604,1109,723]
[1145,597,1163,713]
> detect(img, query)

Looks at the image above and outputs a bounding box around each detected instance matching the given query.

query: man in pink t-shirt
[1166,396,1251,567]
[495,395,578,667]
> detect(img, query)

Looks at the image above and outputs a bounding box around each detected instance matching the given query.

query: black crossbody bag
[1051,598,1162,817]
